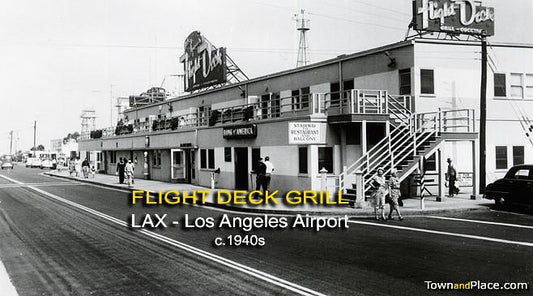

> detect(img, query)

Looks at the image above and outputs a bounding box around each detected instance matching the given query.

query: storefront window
[318,147,333,174]
[224,147,231,162]
[208,149,215,169]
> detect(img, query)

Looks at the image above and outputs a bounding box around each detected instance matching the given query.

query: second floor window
[510,73,533,99]
[493,73,506,97]
[420,69,434,95]
[399,68,411,95]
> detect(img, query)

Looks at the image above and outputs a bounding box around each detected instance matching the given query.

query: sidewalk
[43,171,492,217]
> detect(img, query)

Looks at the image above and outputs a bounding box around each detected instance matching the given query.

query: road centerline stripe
[426,215,533,229]
[347,220,533,247]
[0,174,326,296]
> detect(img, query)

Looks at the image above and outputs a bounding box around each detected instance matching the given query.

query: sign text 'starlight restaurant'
[414,0,494,36]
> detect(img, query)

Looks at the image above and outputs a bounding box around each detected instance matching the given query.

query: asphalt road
[0,166,532,295]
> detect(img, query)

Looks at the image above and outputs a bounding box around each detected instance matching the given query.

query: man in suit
[446,158,457,197]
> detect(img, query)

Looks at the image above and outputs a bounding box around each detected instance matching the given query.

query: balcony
[79,89,412,141]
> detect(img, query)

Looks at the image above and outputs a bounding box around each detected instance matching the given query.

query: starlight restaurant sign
[223,124,257,139]
[288,122,326,145]
[180,31,227,92]
[413,0,494,36]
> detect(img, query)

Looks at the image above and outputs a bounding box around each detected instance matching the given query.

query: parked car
[26,158,36,167]
[484,165,533,207]
[31,158,42,168]
[40,159,53,169]
[1,156,13,169]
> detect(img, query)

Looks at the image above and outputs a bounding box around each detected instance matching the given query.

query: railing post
[413,115,418,157]
[354,89,360,113]
[438,108,443,133]
[355,171,364,207]
[320,168,328,192]
[384,91,389,114]
[362,92,366,113]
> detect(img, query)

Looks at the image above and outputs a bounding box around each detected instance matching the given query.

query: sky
[0,0,532,154]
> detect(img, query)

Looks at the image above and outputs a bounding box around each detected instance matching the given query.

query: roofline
[126,38,533,113]
[126,39,415,113]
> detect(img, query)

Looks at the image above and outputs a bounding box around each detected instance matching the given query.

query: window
[298,147,308,174]
[495,146,507,170]
[399,68,411,95]
[200,149,207,169]
[110,151,117,164]
[200,148,215,169]
[420,69,434,94]
[271,93,280,118]
[224,147,231,162]
[513,146,524,166]
[342,80,354,98]
[330,82,340,103]
[292,87,310,110]
[510,73,533,99]
[261,94,270,119]
[318,147,333,173]
[152,150,161,167]
[493,73,506,97]
[510,73,523,98]
[513,169,530,180]
[208,149,215,169]
[300,87,310,108]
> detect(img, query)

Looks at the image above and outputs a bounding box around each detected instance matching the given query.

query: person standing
[74,157,81,177]
[387,169,403,221]
[446,158,457,197]
[263,156,274,191]
[125,159,135,187]
[82,158,90,178]
[116,158,125,184]
[371,168,387,220]
[254,157,267,192]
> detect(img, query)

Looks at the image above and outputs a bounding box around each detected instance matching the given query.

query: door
[234,147,249,190]
[171,149,186,181]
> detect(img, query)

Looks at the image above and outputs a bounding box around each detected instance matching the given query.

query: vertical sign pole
[479,36,487,194]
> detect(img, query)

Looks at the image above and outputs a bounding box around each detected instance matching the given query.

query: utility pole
[9,130,13,155]
[33,120,37,157]
[479,36,487,194]
[295,9,310,67]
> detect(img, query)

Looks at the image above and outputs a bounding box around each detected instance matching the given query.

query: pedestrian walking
[116,158,125,184]
[82,158,90,178]
[371,168,387,220]
[263,156,274,191]
[446,158,457,197]
[74,158,81,177]
[387,169,403,221]
[125,159,135,187]
[68,158,75,176]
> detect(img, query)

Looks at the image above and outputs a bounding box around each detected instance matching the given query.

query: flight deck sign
[180,31,227,92]
[413,0,494,36]
[288,122,326,145]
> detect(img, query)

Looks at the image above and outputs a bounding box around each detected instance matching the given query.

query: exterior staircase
[337,93,455,206]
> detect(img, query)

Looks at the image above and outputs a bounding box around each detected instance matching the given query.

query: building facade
[78,38,533,200]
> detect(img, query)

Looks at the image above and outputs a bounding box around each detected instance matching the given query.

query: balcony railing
[79,90,411,140]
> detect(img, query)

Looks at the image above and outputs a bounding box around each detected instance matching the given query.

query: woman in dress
[371,168,387,220]
[388,169,404,220]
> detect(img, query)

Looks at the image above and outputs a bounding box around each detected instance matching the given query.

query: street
[0,167,532,295]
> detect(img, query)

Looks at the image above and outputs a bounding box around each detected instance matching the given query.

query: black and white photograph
[0,0,532,295]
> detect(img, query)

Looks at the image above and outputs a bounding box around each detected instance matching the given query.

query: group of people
[115,157,135,187]
[370,168,403,221]
[254,156,274,193]
[68,157,95,178]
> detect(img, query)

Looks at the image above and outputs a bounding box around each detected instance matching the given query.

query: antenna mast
[295,9,310,67]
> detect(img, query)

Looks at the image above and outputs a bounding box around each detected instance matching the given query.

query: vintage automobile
[1,156,14,169]
[484,165,533,207]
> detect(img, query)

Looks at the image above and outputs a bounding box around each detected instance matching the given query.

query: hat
[447,158,452,163]
[265,156,270,161]
[390,168,398,175]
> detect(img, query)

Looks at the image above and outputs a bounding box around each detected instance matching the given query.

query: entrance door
[171,149,186,181]
[234,147,249,190]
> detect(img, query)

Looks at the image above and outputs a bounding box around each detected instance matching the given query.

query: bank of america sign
[413,0,494,36]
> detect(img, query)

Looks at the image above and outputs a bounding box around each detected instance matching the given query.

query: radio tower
[295,9,310,67]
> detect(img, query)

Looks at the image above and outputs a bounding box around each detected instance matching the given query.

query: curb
[43,172,492,217]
